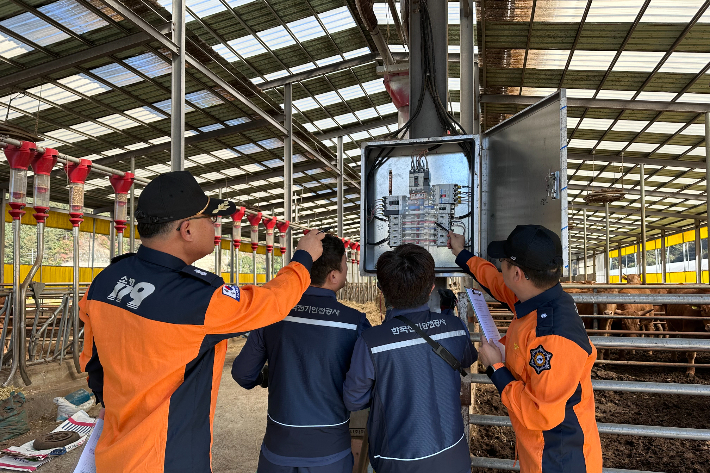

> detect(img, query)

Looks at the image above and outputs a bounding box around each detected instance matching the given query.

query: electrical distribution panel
[361,135,476,275]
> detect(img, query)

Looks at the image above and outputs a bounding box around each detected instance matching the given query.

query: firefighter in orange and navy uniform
[79,171,325,473]
[449,225,602,473]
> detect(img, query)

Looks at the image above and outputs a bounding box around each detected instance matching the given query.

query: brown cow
[665,288,710,378]
[565,284,618,360]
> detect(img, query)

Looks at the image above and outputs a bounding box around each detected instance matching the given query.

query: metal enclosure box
[481,90,569,276]
[360,135,477,275]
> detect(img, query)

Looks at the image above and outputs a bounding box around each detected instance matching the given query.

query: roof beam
[568,153,706,171]
[574,203,705,221]
[315,116,398,141]
[259,54,378,90]
[0,24,171,92]
[480,95,710,113]
[567,184,705,202]
[202,161,326,192]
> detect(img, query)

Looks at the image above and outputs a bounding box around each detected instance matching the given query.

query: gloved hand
[439,289,458,311]
[256,364,269,388]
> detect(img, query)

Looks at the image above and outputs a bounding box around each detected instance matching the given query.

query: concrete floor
[11,339,267,473]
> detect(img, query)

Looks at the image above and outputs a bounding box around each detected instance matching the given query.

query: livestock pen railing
[464,289,710,473]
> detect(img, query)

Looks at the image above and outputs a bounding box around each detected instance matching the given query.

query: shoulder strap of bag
[394,315,467,377]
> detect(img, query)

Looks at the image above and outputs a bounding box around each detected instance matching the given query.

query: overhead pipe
[231,207,246,285]
[247,213,262,284]
[109,172,134,256]
[64,159,91,374]
[262,216,277,282]
[355,0,395,67]
[3,141,36,386]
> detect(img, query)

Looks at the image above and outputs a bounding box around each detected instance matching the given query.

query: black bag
[394,315,467,377]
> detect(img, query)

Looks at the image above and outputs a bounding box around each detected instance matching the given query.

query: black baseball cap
[135,171,236,224]
[487,225,563,271]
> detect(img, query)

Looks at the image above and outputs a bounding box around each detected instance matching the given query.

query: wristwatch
[485,362,506,378]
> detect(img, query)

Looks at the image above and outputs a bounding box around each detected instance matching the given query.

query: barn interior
[0,0,709,472]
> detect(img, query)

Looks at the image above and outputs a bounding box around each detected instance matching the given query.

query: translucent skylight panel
[293,97,319,111]
[316,55,342,67]
[354,108,378,121]
[261,159,282,168]
[596,141,626,151]
[25,83,79,106]
[314,90,342,106]
[212,149,238,159]
[596,90,636,100]
[636,91,678,102]
[361,79,386,95]
[293,154,308,163]
[673,177,701,185]
[264,69,289,81]
[44,128,86,143]
[302,123,318,132]
[125,106,165,123]
[186,0,227,17]
[125,142,149,150]
[374,3,396,24]
[185,130,197,138]
[626,142,658,152]
[586,0,645,22]
[318,6,356,34]
[124,53,171,78]
[568,50,616,71]
[86,177,109,188]
[199,123,224,132]
[642,1,710,23]
[242,163,265,172]
[338,84,365,101]
[449,78,460,91]
[680,124,706,136]
[646,122,684,134]
[350,131,370,141]
[258,25,296,50]
[611,120,649,133]
[236,143,261,154]
[613,51,663,72]
[38,0,108,34]
[134,169,156,178]
[101,148,124,156]
[224,117,250,127]
[522,87,561,97]
[212,43,240,62]
[314,117,337,129]
[258,138,283,149]
[228,35,267,58]
[660,52,710,74]
[345,149,361,157]
[577,118,614,131]
[343,47,370,59]
[369,126,389,136]
[58,74,110,96]
[333,113,358,125]
[526,50,569,69]
[0,94,50,120]
[0,12,69,47]
[185,90,223,108]
[147,164,171,173]
[91,63,143,87]
[376,103,397,115]
[0,33,33,59]
[152,99,195,113]
[200,172,225,181]
[287,16,326,42]
[388,45,407,53]
[222,167,244,176]
[71,121,112,136]
[189,154,218,164]
[291,63,315,74]
[657,144,692,155]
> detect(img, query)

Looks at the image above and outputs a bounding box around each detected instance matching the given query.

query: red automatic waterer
[262,216,277,253]
[247,212,263,252]
[64,159,92,227]
[30,148,58,223]
[4,141,37,220]
[109,172,134,234]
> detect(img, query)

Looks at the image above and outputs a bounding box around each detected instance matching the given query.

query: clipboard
[466,288,506,362]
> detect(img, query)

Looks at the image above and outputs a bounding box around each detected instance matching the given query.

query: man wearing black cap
[78,171,325,473]
[448,226,602,473]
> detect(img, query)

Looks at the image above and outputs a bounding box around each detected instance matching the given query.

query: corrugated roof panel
[659,52,710,74]
[152,99,195,113]
[0,33,33,58]
[44,128,88,143]
[242,163,265,172]
[38,0,108,35]
[287,15,326,42]
[123,52,172,78]
[185,90,224,108]
[257,138,283,149]
[318,6,355,34]
[236,143,261,154]
[90,62,143,87]
[71,121,112,136]
[0,12,69,47]
[258,25,296,50]
[125,107,166,123]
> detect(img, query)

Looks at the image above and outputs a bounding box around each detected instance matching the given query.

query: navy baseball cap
[487,225,563,271]
[135,171,236,224]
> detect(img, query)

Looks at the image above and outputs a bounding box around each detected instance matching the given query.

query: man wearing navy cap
[78,170,326,473]
[449,226,602,473]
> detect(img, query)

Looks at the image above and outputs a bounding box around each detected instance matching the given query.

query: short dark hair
[310,234,345,286]
[137,221,174,239]
[376,244,435,308]
[510,260,562,289]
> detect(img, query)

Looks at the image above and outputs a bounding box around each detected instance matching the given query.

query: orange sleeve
[203,252,312,335]
[455,250,518,309]
[496,335,588,431]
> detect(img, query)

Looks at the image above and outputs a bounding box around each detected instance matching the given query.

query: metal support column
[706,111,709,283]
[605,202,610,283]
[592,251,596,282]
[129,157,135,252]
[409,0,448,138]
[473,57,480,135]
[460,0,474,134]
[583,208,588,281]
[0,191,5,285]
[337,136,344,237]
[91,218,96,278]
[171,0,186,171]
[618,242,623,282]
[284,83,293,264]
[661,229,667,283]
[696,223,702,283]
[109,220,116,260]
[72,225,80,372]
[253,250,257,285]
[640,163,647,284]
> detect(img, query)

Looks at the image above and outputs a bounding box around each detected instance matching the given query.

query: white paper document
[73,418,103,473]
[466,288,506,361]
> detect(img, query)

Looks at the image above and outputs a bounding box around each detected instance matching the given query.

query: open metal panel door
[481,90,569,277]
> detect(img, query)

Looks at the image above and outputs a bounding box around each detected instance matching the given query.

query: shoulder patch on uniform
[180,266,224,287]
[529,345,553,374]
[110,252,135,265]
[222,285,240,301]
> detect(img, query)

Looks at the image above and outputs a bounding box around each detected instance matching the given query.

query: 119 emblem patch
[529,345,553,374]
[222,285,240,301]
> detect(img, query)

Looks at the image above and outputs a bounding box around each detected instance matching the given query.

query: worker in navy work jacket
[343,244,477,473]
[232,234,371,473]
